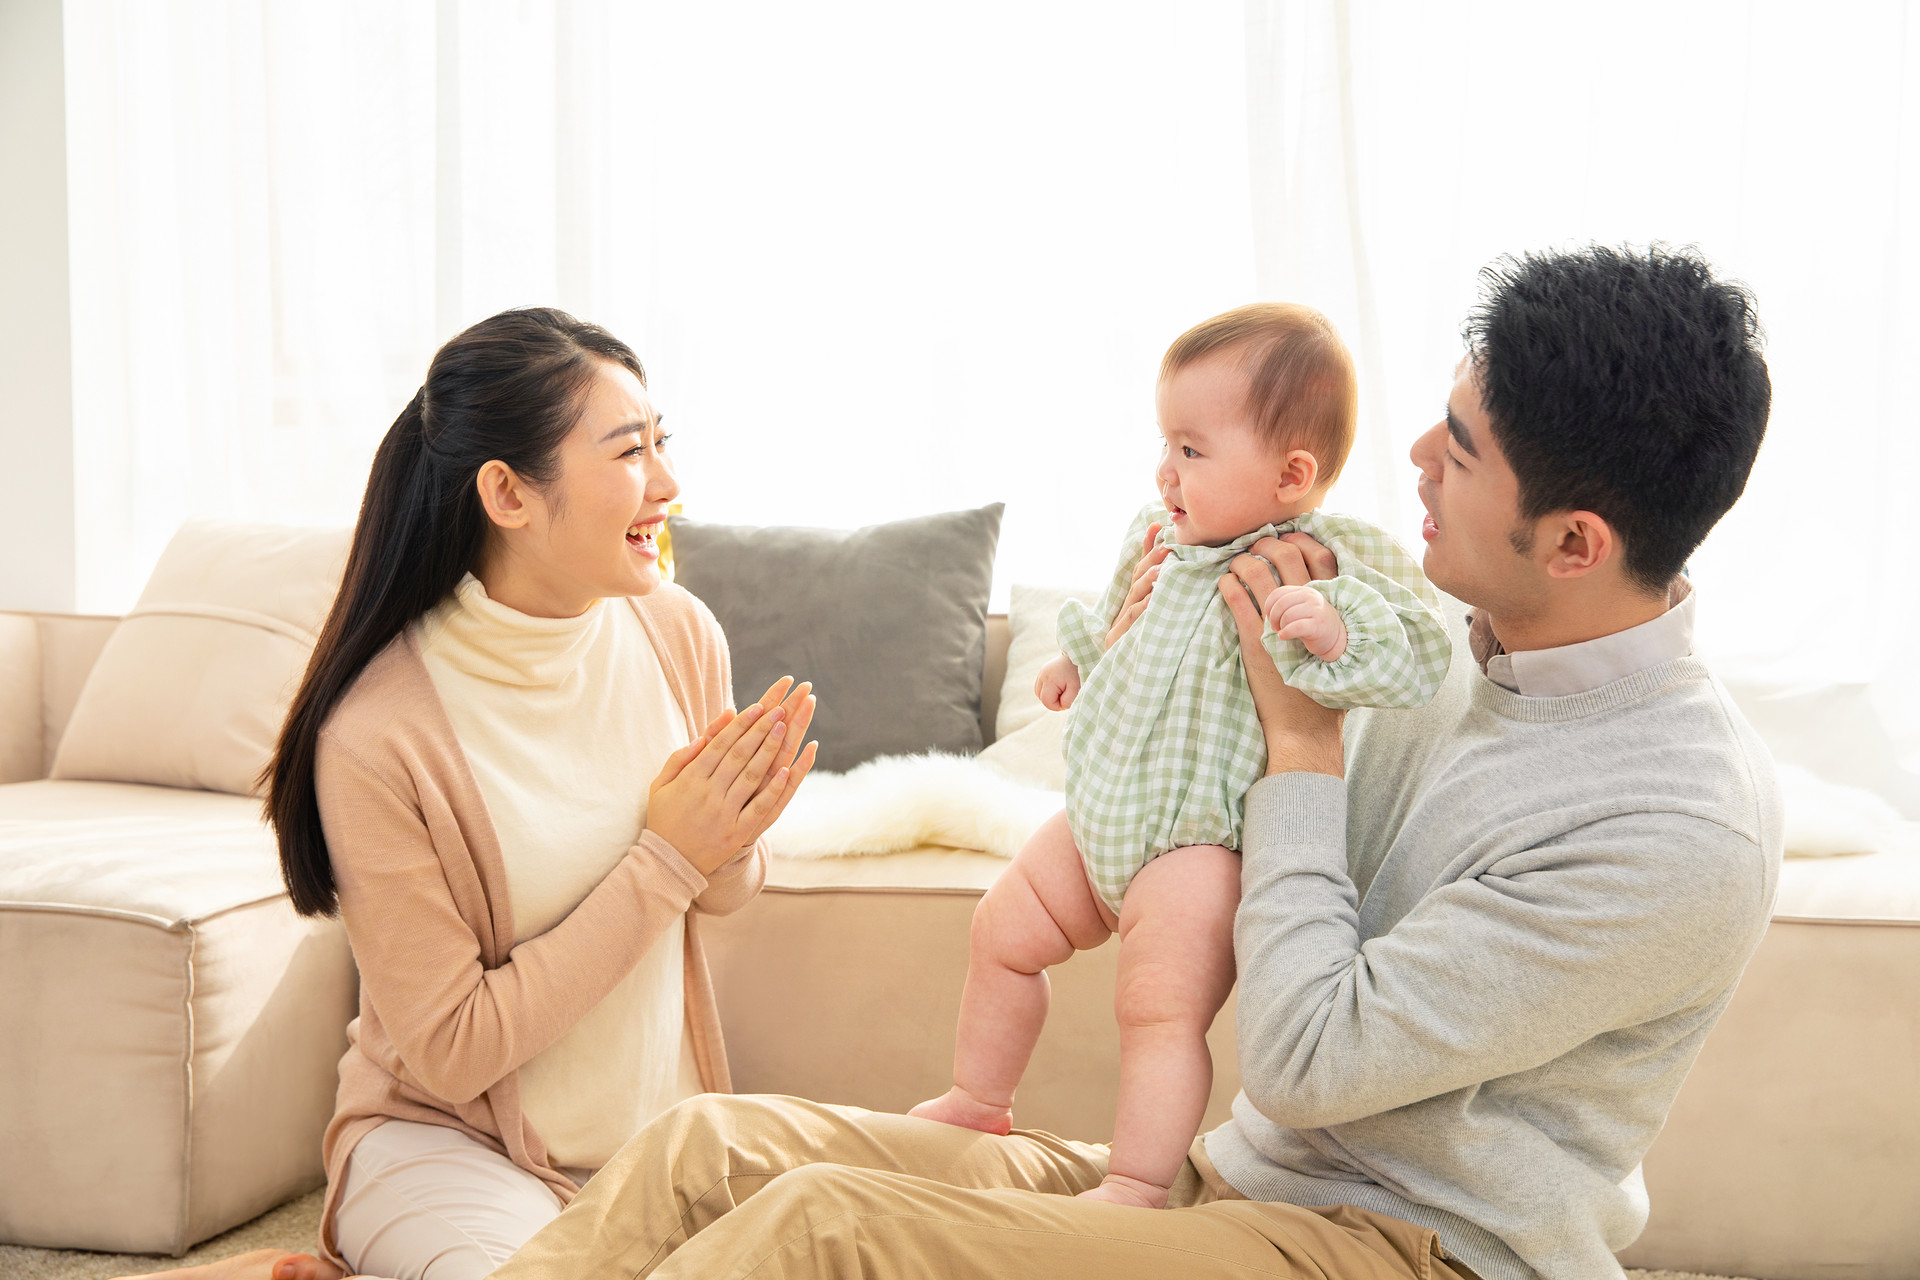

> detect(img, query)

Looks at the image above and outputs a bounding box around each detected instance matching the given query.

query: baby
[910,303,1451,1207]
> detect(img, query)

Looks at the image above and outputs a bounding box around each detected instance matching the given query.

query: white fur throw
[765,745,1912,863]
[1776,763,1911,857]
[766,752,1064,859]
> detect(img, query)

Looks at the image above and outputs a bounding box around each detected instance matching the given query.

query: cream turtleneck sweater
[415,574,702,1169]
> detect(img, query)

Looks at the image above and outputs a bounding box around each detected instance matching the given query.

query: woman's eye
[655,432,671,450]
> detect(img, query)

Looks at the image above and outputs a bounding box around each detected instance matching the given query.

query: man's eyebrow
[599,412,664,444]
[1445,406,1477,458]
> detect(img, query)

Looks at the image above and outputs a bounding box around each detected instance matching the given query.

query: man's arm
[1215,552,1768,1131]
[1230,780,1768,1129]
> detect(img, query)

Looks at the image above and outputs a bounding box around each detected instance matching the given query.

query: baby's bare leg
[1081,843,1240,1209]
[910,810,1113,1133]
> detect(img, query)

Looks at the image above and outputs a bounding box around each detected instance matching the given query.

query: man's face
[1409,359,1538,614]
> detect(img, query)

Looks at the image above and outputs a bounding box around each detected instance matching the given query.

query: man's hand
[1103,521,1171,651]
[1036,653,1082,711]
[1218,533,1345,778]
[1264,584,1348,663]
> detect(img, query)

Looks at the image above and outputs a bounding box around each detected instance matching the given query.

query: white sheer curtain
[63,0,1255,613]
[62,1,1920,767]
[63,1,437,611]
[1244,0,1920,770]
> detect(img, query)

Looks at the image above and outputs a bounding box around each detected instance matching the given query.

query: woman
[143,308,818,1280]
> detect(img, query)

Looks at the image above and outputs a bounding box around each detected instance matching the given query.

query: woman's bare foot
[907,1086,1013,1136]
[1075,1172,1169,1209]
[110,1247,345,1280]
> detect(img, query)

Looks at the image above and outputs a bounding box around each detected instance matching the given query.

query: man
[491,243,1783,1280]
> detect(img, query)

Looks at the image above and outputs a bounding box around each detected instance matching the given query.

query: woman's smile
[627,516,666,558]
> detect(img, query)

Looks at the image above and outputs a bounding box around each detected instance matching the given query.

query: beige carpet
[0,1195,1752,1280]
[0,1192,323,1280]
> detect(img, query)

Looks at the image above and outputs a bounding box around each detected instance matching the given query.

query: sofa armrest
[34,614,118,775]
[0,614,44,783]
[0,611,121,782]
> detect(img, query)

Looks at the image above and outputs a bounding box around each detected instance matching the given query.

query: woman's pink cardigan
[309,584,768,1265]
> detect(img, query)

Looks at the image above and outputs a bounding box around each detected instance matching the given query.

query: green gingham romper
[1057,504,1451,913]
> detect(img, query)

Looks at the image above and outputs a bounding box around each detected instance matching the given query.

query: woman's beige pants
[332,1121,592,1280]
[486,1094,1478,1280]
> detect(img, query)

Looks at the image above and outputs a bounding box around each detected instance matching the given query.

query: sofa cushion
[976,583,1099,792]
[699,847,1240,1144]
[994,583,1099,741]
[0,780,355,1253]
[50,520,350,797]
[1773,846,1920,921]
[669,505,1003,773]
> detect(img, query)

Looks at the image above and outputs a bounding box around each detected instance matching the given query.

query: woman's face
[478,359,679,617]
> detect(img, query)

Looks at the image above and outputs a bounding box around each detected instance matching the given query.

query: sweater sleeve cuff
[1243,772,1347,865]
[633,828,710,898]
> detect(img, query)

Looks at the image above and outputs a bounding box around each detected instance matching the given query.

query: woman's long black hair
[266,307,646,917]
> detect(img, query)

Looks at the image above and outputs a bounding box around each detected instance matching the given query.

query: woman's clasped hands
[647,676,819,874]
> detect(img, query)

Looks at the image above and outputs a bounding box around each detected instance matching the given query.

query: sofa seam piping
[175,922,198,1256]
[0,891,291,929]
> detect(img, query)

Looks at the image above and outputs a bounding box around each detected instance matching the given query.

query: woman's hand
[645,676,819,874]
[1218,533,1346,778]
[1103,521,1171,650]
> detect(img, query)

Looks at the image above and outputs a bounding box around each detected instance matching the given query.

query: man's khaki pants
[487,1095,1477,1280]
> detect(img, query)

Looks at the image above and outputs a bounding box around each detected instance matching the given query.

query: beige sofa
[1,583,1916,1276]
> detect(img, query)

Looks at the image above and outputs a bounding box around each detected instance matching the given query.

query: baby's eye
[1182,446,1200,459]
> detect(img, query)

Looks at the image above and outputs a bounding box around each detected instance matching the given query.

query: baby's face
[1154,354,1306,546]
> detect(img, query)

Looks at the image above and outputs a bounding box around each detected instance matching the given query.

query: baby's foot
[1075,1173,1171,1209]
[907,1086,1013,1136]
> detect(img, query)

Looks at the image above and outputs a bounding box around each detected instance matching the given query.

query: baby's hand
[1036,653,1082,711]
[1264,585,1348,663]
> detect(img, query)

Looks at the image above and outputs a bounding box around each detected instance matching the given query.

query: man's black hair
[1465,244,1771,593]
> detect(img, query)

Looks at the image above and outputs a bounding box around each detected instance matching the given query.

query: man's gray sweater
[1204,605,1783,1280]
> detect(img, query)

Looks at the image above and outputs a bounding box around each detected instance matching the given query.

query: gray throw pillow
[668,504,1003,773]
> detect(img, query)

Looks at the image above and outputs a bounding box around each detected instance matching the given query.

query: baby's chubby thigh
[971,809,1117,971]
[1112,845,1241,1033]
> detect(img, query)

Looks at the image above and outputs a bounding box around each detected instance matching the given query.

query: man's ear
[1274,449,1321,505]
[1543,510,1616,580]
[475,460,534,530]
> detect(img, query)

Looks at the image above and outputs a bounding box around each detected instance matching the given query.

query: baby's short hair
[1160,303,1358,488]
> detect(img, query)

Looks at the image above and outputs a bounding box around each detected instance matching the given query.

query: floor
[0,1191,1754,1280]
[0,1192,323,1280]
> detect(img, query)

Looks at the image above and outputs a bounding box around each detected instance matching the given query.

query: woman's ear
[1274,449,1321,505]
[1544,510,1616,579]
[475,460,534,530]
